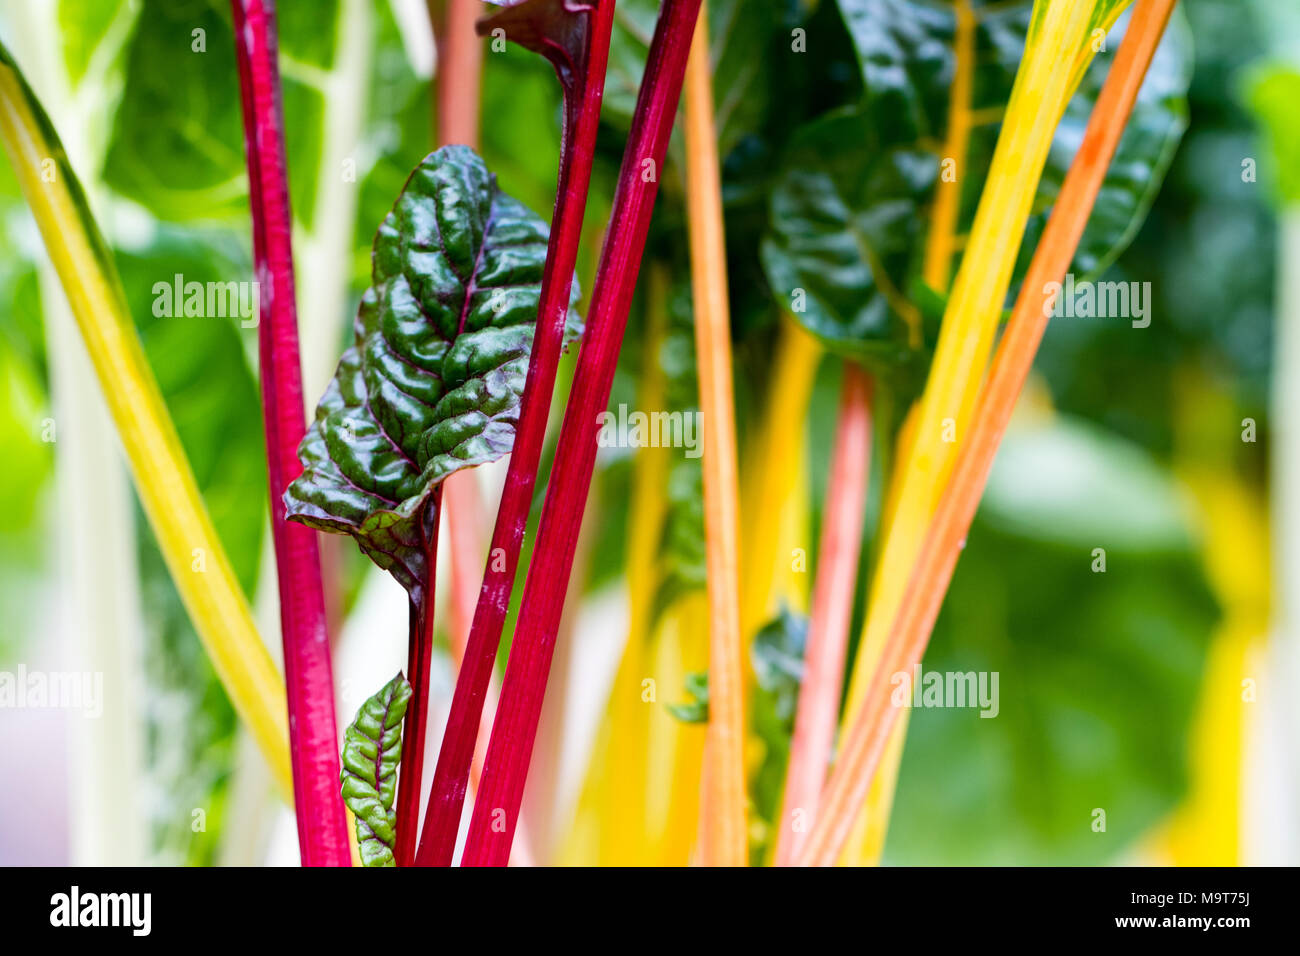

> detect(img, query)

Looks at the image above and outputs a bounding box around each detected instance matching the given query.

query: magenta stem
[774,364,871,866]
[230,0,350,866]
[460,0,703,867]
[414,0,617,867]
[396,493,441,866]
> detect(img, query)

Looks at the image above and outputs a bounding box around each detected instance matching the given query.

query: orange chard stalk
[796,0,1179,867]
[774,363,872,867]
[430,0,485,148]
[683,1,748,867]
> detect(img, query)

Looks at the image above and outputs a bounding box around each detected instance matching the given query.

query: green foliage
[1038,0,1275,449]
[651,282,707,619]
[285,146,580,601]
[604,0,796,157]
[0,348,52,664]
[119,231,266,864]
[340,673,413,867]
[749,606,809,853]
[761,2,1191,379]
[760,106,936,379]
[102,0,246,221]
[1245,64,1300,205]
[57,0,131,86]
[885,418,1218,864]
[1018,8,1193,281]
[667,671,710,724]
[0,0,1273,868]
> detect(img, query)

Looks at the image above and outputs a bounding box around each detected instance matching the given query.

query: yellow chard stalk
[838,0,1133,865]
[741,317,819,645]
[0,45,292,795]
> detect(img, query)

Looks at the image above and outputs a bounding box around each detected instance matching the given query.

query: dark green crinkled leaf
[340,673,412,867]
[762,2,1188,373]
[285,146,580,602]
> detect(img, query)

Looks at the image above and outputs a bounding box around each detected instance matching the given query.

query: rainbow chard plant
[460,0,703,868]
[418,0,615,868]
[283,143,581,866]
[758,0,1191,864]
[795,0,1184,866]
[0,0,1230,872]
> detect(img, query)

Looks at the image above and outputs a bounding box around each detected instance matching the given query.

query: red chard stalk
[283,143,579,863]
[229,0,350,867]
[460,0,704,867]
[415,0,616,868]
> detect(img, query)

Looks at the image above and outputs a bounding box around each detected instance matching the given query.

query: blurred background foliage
[0,0,1286,865]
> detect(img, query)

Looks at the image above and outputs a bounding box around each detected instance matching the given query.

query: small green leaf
[667,671,710,724]
[285,145,580,603]
[340,673,413,868]
[749,606,809,852]
[751,607,809,724]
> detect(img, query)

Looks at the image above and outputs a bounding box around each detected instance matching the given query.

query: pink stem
[415,0,617,867]
[229,0,349,866]
[773,364,872,867]
[460,0,703,867]
[396,494,441,866]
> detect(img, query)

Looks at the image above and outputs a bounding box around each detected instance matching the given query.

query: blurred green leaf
[1244,64,1300,205]
[749,606,808,860]
[1018,7,1193,280]
[58,0,132,86]
[117,229,267,864]
[762,2,1189,377]
[666,670,709,724]
[604,0,795,156]
[885,417,1218,864]
[651,282,706,620]
[102,0,246,221]
[978,417,1196,551]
